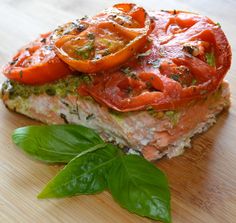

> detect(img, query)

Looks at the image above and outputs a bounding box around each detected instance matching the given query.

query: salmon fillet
[0,77,230,160]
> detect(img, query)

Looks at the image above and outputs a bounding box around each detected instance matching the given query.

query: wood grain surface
[0,1,236,222]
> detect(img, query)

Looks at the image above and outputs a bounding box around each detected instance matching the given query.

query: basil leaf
[12,125,104,163]
[108,155,171,223]
[38,144,120,198]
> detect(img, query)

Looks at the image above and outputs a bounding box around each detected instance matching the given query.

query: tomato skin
[78,10,231,112]
[54,4,154,73]
[3,33,71,85]
[2,7,231,112]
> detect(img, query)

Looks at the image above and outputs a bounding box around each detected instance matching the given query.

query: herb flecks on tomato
[2,6,231,111]
[79,10,231,112]
[54,4,154,73]
[3,33,71,85]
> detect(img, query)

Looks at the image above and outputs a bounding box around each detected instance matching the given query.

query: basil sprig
[12,125,171,223]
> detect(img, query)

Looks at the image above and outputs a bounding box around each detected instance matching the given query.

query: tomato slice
[79,10,231,112]
[54,4,154,73]
[3,33,71,85]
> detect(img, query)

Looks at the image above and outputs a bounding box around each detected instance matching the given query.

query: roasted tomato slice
[79,10,231,112]
[3,33,71,85]
[54,3,154,73]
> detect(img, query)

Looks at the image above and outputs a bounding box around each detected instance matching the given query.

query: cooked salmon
[1,77,230,160]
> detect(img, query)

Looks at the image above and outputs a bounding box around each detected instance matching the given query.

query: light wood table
[0,1,235,222]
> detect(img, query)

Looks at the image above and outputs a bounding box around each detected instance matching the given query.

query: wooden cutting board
[0,1,236,222]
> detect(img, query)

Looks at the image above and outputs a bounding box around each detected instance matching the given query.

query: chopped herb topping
[146,81,152,88]
[98,38,112,47]
[125,86,133,94]
[10,59,18,65]
[216,22,221,27]
[109,109,125,123]
[136,49,152,58]
[170,74,180,82]
[191,79,197,85]
[146,106,164,118]
[165,111,175,117]
[81,75,93,85]
[60,113,69,123]
[76,24,87,32]
[40,38,47,43]
[102,49,110,56]
[19,70,23,78]
[121,67,137,79]
[74,41,94,60]
[146,106,156,116]
[165,110,180,126]
[177,65,190,75]
[205,52,216,67]
[86,113,95,120]
[81,15,88,20]
[87,33,95,40]
[148,59,161,68]
[183,45,199,56]
[45,88,56,96]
